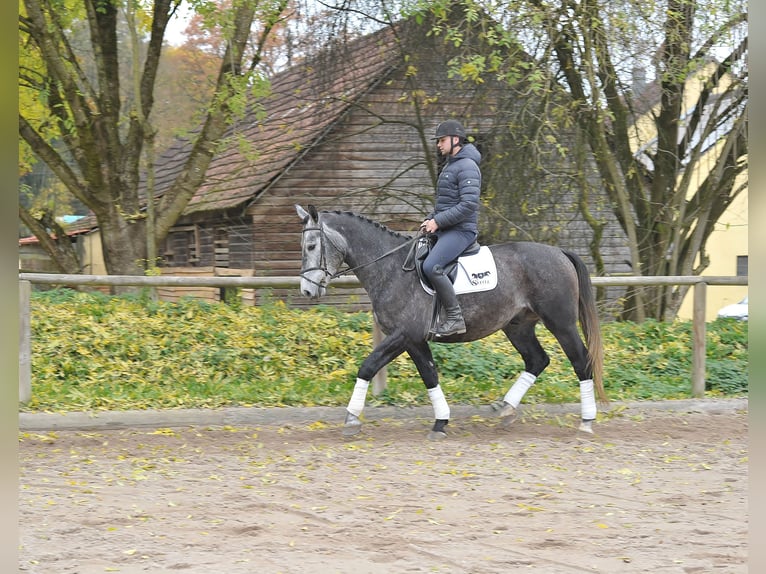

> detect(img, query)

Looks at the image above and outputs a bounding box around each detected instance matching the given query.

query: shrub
[24,290,748,412]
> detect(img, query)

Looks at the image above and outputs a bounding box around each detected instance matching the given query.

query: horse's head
[296,204,346,300]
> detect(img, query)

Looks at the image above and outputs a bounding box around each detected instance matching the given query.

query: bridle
[300,221,418,288]
[299,223,343,289]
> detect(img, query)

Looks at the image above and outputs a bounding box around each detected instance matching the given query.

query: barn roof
[153,25,401,216]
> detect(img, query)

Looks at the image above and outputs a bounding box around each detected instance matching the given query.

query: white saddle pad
[421,246,498,295]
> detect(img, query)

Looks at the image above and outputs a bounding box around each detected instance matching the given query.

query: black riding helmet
[432,119,467,141]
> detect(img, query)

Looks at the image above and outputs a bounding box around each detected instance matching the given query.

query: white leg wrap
[580,379,597,420]
[503,371,537,408]
[428,385,450,420]
[347,378,369,416]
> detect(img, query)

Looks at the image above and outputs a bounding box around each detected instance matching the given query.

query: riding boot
[430,267,466,337]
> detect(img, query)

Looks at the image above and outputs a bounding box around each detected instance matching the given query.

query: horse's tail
[562,250,608,405]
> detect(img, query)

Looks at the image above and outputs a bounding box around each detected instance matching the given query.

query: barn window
[163,225,200,266]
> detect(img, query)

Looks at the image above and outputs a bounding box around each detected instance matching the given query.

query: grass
[22,289,748,412]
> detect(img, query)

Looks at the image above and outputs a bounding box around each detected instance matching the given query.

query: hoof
[342,412,362,437]
[578,419,594,434]
[428,419,448,440]
[427,430,447,441]
[497,402,519,428]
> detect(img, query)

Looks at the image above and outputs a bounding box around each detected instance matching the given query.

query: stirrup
[432,318,466,337]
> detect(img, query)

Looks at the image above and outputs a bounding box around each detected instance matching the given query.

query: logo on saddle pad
[421,246,498,295]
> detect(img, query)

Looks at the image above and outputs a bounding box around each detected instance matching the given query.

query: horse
[296,205,607,440]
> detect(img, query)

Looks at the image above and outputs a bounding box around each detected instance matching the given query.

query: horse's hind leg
[407,341,450,441]
[496,321,550,427]
[544,321,598,434]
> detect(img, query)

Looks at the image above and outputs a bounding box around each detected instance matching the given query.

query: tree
[19,0,289,276]
[409,0,747,320]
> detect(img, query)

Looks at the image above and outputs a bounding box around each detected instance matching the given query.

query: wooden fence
[18,273,747,405]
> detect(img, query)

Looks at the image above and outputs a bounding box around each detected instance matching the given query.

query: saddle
[403,234,498,294]
[403,234,498,339]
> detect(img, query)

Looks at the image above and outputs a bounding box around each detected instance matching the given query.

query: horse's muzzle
[300,278,326,300]
[303,287,326,300]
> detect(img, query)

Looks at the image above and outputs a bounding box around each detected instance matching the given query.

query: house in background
[144,16,632,310]
[676,175,748,321]
[629,60,748,321]
[19,217,105,276]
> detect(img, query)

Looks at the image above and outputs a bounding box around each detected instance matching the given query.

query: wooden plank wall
[158,267,255,306]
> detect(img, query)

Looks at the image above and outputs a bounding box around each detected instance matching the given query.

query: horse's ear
[308,204,319,221]
[295,204,311,224]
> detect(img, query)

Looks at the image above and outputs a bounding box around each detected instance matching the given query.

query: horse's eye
[307,243,316,252]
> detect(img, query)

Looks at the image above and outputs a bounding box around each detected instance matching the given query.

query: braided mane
[322,210,411,240]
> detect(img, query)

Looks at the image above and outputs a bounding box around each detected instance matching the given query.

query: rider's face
[436,135,458,156]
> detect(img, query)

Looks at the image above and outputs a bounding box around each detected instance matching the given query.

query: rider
[420,119,482,337]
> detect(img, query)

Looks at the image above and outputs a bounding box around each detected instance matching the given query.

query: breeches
[422,229,477,280]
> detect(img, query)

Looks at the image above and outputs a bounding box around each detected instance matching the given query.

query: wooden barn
[150,16,630,309]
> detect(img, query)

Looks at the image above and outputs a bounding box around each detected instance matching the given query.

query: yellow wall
[78,232,107,275]
[676,188,748,321]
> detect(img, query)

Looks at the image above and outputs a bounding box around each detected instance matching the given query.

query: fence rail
[18,273,748,405]
[17,272,750,288]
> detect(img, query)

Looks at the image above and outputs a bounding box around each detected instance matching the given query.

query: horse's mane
[322,210,412,240]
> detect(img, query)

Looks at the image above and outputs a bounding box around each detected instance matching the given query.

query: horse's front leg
[343,330,407,437]
[407,341,449,441]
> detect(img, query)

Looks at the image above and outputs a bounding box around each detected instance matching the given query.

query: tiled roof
[18,213,100,245]
[153,25,401,216]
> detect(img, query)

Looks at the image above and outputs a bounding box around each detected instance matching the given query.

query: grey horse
[296,205,607,439]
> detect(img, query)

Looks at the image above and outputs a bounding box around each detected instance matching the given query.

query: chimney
[632,67,647,95]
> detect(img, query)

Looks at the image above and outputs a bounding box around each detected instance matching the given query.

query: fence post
[691,281,707,397]
[19,280,32,403]
[371,320,387,395]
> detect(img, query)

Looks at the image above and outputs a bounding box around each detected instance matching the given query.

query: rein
[333,237,417,278]
[301,223,418,286]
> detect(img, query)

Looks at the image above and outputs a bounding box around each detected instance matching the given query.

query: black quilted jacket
[428,143,482,234]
